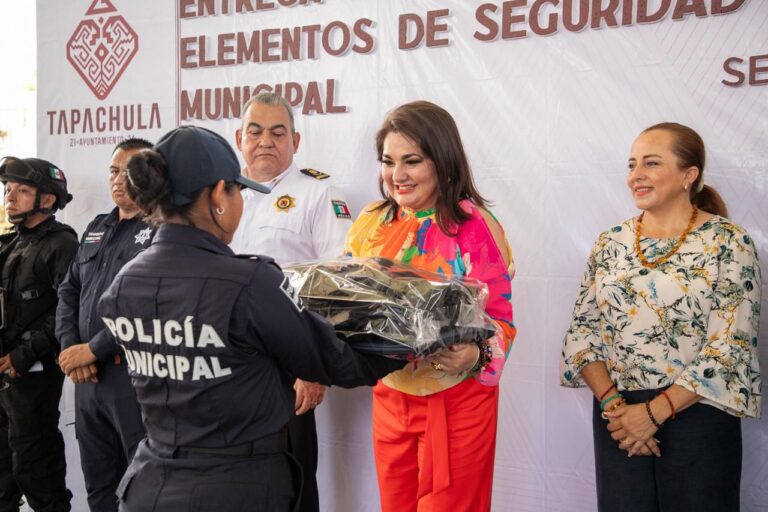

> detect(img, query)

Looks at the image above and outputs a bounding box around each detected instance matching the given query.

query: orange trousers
[372,378,500,512]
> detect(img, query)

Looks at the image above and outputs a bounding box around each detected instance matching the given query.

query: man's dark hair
[113,138,153,154]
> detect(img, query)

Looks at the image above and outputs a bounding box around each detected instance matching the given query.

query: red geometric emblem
[66,0,138,100]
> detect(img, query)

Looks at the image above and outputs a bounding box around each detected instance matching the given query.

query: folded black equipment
[282,257,497,359]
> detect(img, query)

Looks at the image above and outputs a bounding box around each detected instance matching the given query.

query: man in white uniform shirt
[230,92,352,512]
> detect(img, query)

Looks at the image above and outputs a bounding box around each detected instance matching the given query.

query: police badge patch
[274,194,296,213]
[134,227,152,245]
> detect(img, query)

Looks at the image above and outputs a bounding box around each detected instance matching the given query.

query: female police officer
[93,126,406,512]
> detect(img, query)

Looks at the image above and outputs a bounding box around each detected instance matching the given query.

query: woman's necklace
[635,206,698,269]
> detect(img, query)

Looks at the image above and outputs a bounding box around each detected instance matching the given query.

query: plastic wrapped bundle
[282,257,497,359]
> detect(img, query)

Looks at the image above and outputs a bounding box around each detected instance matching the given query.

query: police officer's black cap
[0,156,73,209]
[154,126,269,206]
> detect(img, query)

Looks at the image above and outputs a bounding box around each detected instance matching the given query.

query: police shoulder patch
[300,168,330,180]
[280,275,305,312]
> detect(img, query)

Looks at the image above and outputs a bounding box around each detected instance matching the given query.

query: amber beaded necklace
[635,206,698,269]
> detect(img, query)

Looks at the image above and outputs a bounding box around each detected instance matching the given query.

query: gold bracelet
[605,398,626,412]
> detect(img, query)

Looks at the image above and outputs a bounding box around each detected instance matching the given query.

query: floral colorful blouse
[345,200,516,396]
[561,216,762,418]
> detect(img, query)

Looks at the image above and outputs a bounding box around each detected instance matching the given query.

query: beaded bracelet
[600,394,623,411]
[659,390,676,420]
[645,400,663,428]
[468,339,493,375]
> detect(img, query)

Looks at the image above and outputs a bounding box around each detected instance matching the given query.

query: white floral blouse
[561,216,761,418]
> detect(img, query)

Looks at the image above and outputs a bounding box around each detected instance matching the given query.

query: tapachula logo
[66,0,138,100]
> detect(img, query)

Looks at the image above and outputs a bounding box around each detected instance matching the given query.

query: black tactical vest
[0,219,77,356]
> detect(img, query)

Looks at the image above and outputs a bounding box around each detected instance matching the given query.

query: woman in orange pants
[346,101,516,511]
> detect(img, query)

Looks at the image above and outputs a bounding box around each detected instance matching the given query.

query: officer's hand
[0,355,18,378]
[295,379,326,415]
[69,365,99,384]
[59,344,97,374]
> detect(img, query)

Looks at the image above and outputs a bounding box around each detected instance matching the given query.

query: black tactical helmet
[0,156,73,212]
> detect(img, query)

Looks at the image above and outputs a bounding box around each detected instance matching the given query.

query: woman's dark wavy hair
[125,150,200,227]
[374,101,487,235]
[642,122,728,217]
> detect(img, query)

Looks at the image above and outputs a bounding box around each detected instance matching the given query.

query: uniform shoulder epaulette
[234,254,276,265]
[300,168,330,180]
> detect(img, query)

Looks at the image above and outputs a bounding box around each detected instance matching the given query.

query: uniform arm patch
[331,200,351,219]
[280,275,305,312]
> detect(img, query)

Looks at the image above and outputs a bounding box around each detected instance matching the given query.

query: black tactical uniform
[0,157,76,512]
[99,223,405,511]
[56,208,154,511]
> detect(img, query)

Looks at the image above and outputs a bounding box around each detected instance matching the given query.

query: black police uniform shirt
[56,208,154,362]
[98,223,405,448]
[0,216,78,373]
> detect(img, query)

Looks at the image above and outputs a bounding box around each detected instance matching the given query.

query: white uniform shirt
[229,163,352,263]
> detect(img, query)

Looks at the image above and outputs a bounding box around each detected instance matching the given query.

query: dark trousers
[287,410,318,512]
[0,369,72,512]
[76,362,145,512]
[118,438,295,512]
[593,389,742,512]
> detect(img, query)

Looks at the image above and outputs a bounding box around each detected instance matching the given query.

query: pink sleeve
[457,207,515,386]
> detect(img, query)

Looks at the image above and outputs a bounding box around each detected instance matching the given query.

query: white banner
[38,1,768,510]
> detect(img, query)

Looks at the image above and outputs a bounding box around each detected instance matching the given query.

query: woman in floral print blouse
[561,122,761,512]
